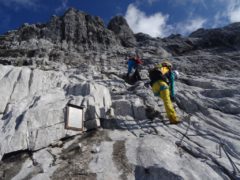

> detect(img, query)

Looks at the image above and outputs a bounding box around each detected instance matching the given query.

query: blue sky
[0,0,240,37]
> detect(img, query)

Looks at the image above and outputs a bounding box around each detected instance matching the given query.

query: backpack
[135,58,143,65]
[149,67,170,86]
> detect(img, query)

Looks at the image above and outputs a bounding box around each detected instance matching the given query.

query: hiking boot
[170,121,181,125]
[169,117,181,124]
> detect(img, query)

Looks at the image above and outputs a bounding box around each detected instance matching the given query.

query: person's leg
[127,61,134,79]
[132,69,140,82]
[160,87,179,124]
[135,69,141,80]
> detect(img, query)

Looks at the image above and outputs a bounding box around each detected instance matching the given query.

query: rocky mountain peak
[108,16,136,47]
[63,7,79,15]
[189,23,240,49]
[224,22,240,30]
[1,8,121,51]
[0,7,240,180]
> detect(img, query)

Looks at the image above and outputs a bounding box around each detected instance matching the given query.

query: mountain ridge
[0,7,240,180]
[0,7,240,75]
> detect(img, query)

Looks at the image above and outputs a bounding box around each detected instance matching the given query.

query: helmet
[173,70,180,79]
[161,60,172,68]
[129,52,136,58]
[154,64,162,69]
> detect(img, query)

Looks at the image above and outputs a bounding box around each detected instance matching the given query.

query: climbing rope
[218,140,240,177]
[176,113,192,147]
[175,113,240,179]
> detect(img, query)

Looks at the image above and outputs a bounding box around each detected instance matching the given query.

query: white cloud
[211,0,240,24]
[125,4,170,37]
[55,0,68,14]
[177,17,206,34]
[213,12,225,27]
[124,4,206,37]
[229,8,240,22]
[0,0,37,7]
[227,0,240,22]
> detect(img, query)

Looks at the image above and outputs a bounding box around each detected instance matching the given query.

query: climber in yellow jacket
[149,61,180,124]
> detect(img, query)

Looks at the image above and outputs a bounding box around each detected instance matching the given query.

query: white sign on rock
[66,104,84,131]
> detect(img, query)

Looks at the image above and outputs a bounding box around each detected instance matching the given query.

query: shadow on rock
[100,118,164,133]
[123,73,141,85]
[135,166,183,180]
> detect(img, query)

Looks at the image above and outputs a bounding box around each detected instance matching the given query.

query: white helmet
[129,52,136,58]
[173,70,180,79]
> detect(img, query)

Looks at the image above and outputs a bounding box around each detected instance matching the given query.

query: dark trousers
[133,68,141,81]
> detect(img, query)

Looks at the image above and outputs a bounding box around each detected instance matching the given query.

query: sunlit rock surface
[0,7,240,180]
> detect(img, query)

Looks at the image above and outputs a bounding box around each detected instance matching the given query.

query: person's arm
[169,71,175,100]
[135,57,143,65]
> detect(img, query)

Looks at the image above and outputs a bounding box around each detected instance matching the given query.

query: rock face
[108,16,136,47]
[189,23,240,49]
[0,65,112,160]
[0,7,240,180]
[10,8,119,50]
[0,8,123,68]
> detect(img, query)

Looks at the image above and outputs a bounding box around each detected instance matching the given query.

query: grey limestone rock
[108,16,136,47]
[0,65,112,160]
[190,22,240,49]
[0,7,240,180]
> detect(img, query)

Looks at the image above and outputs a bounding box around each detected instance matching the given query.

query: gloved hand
[171,96,175,102]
